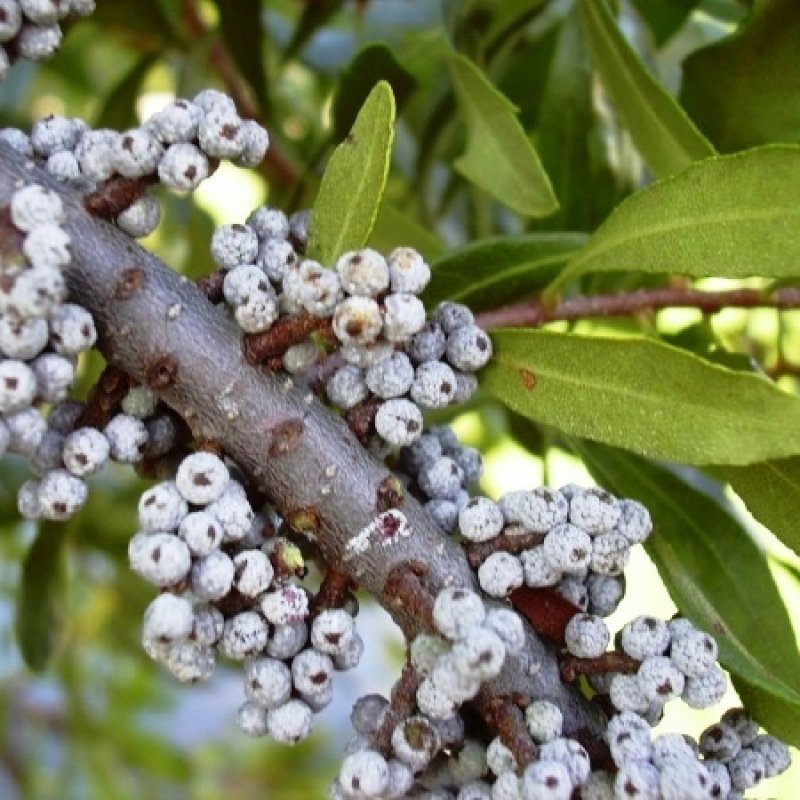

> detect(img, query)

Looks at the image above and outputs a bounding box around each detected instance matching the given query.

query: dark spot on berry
[251,678,261,690]
[54,502,66,513]
[4,377,17,389]
[441,381,451,393]
[311,671,326,685]
[657,680,673,695]
[151,546,162,562]
[185,166,197,180]
[545,776,558,788]
[345,318,364,336]
[75,453,87,466]
[476,335,488,351]
[193,472,212,486]
[144,495,155,506]
[207,526,216,540]
[404,419,420,433]
[221,123,239,141]
[644,617,657,629]
[122,135,134,151]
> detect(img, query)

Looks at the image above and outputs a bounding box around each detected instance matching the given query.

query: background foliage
[1,0,798,796]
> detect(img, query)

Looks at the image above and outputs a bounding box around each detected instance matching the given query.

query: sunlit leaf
[426,233,586,311]
[573,440,800,745]
[307,81,395,264]
[723,458,800,558]
[681,0,800,152]
[553,146,800,289]
[446,52,558,218]
[482,329,800,464]
[580,0,714,179]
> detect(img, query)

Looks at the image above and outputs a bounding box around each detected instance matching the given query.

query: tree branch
[476,286,800,330]
[0,144,605,743]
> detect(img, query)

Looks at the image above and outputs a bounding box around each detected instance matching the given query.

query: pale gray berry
[525,700,563,743]
[62,426,109,477]
[0,0,21,41]
[266,621,308,660]
[20,0,62,25]
[246,657,292,709]
[31,114,82,155]
[407,321,447,364]
[45,150,83,185]
[17,479,41,519]
[333,297,383,345]
[521,760,572,800]
[410,361,457,409]
[258,237,297,283]
[374,398,423,447]
[292,648,334,696]
[382,293,426,342]
[193,89,237,115]
[387,247,430,294]
[419,456,464,500]
[23,223,71,269]
[121,385,158,419]
[211,223,259,270]
[142,593,194,643]
[17,23,63,61]
[433,586,485,640]
[247,206,289,240]
[436,302,474,334]
[637,655,685,703]
[727,748,766,790]
[113,128,163,178]
[613,760,661,799]
[749,734,791,777]
[336,248,390,297]
[699,723,741,762]
[543,523,592,573]
[327,365,369,410]
[486,737,518,776]
[49,303,96,355]
[158,142,209,190]
[5,406,47,455]
[339,750,389,799]
[178,510,223,556]
[222,264,270,306]
[198,107,244,159]
[365,351,414,399]
[175,452,229,505]
[669,628,718,677]
[191,604,224,646]
[0,128,33,156]
[568,487,621,534]
[311,609,356,656]
[237,700,269,737]
[609,674,648,714]
[586,573,624,617]
[6,265,66,319]
[681,665,727,708]
[452,627,506,681]
[138,481,188,532]
[104,413,148,463]
[260,584,309,626]
[0,359,36,413]
[232,549,273,597]
[220,610,268,659]
[477,552,523,598]
[564,613,609,659]
[37,467,87,519]
[498,487,569,533]
[446,325,492,372]
[458,497,504,542]
[267,699,313,744]
[351,694,389,735]
[75,128,119,182]
[117,194,161,238]
[520,546,560,587]
[620,616,671,660]
[10,184,64,232]
[615,499,652,544]
[720,708,760,746]
[147,99,202,144]
[409,633,449,677]
[555,576,588,610]
[128,531,191,588]
[483,608,525,654]
[190,550,235,600]
[0,314,48,360]
[606,712,653,767]
[589,532,630,576]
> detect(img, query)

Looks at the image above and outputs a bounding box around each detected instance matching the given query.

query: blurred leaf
[333,44,415,142]
[485,0,549,55]
[552,146,800,290]
[214,0,270,114]
[91,0,179,48]
[426,233,586,311]
[631,0,699,46]
[284,0,345,62]
[572,440,800,745]
[535,7,616,231]
[660,322,758,372]
[482,329,800,464]
[681,0,800,152]
[308,81,395,264]
[446,52,558,218]
[17,521,69,671]
[95,53,157,130]
[368,202,443,262]
[580,0,714,179]
[723,458,800,557]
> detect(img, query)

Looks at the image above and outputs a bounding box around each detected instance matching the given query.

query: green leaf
[214,0,269,114]
[95,53,158,130]
[572,440,800,744]
[284,0,345,62]
[16,521,69,671]
[580,0,714,179]
[723,458,800,558]
[307,81,396,264]
[681,0,800,153]
[482,329,800,465]
[333,44,415,142]
[446,52,558,218]
[552,146,800,290]
[368,202,444,262]
[631,0,699,46]
[426,233,586,311]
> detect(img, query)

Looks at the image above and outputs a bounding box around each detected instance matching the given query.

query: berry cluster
[1,89,268,237]
[133,450,363,743]
[0,0,94,75]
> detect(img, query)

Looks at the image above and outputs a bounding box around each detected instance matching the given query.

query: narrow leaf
[553,146,800,289]
[580,0,714,179]
[630,0,699,46]
[446,53,558,218]
[214,0,269,114]
[307,81,396,264]
[426,233,586,311]
[17,521,69,671]
[284,0,345,62]
[333,44,416,142]
[723,458,800,558]
[681,0,800,153]
[368,202,444,262]
[95,54,158,131]
[572,440,800,744]
[482,329,800,465]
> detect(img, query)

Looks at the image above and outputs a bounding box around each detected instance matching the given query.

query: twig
[76,365,130,430]
[243,313,332,364]
[311,566,355,615]
[372,661,422,754]
[509,587,582,646]
[465,530,545,569]
[560,650,641,684]
[485,696,538,769]
[476,286,800,330]
[84,174,159,219]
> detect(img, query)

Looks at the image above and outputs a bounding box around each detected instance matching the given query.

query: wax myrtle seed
[113,128,163,178]
[5,407,47,455]
[292,648,334,696]
[521,760,572,800]
[333,296,383,346]
[220,610,268,659]
[0,314,48,360]
[492,771,522,800]
[247,206,289,240]
[31,114,82,155]
[620,616,671,660]
[175,451,229,505]
[193,88,237,115]
[613,760,661,799]
[17,479,41,518]
[339,750,389,799]
[147,99,202,143]
[164,640,215,683]
[374,398,423,447]
[564,613,609,659]
[49,303,97,356]
[704,760,732,798]
[351,694,389,735]
[192,604,224,646]
[138,481,188,532]
[436,302,474,334]
[235,289,279,333]
[498,488,569,533]
[720,708,760,746]
[158,142,209,190]
[20,0,63,26]
[416,677,456,720]
[223,264,270,306]
[0,359,36,413]
[129,531,191,588]
[410,361,457,409]
[237,121,270,168]
[419,456,464,500]
[445,325,492,372]
[669,628,718,677]
[477,552,523,598]
[190,549,235,600]
[232,549,273,597]
[407,321,447,364]
[387,247,430,295]
[6,264,66,319]
[569,487,621,534]
[0,0,21,41]
[327,365,369,410]
[543,523,592,574]
[336,248,390,297]
[142,593,194,643]
[458,497,504,542]
[749,734,791,777]
[45,149,83,185]
[410,633,450,677]
[10,184,64,232]
[267,699,313,744]
[17,24,63,61]
[589,533,630,576]
[555,576,588,610]
[486,737,518,776]
[295,259,342,317]
[37,467,87,520]
[260,584,309,626]
[520,546,560,588]
[699,723,741,762]
[211,223,259,270]
[75,128,119,182]
[433,586,485,640]
[198,107,245,159]
[237,700,269,737]
[382,293,426,342]
[682,665,727,709]
[62,427,109,477]
[311,609,356,656]
[384,760,414,799]
[257,237,297,283]
[121,385,158,419]
[266,621,308,660]
[340,340,394,368]
[606,712,653,767]
[23,223,71,269]
[451,627,506,681]
[727,748,766,790]
[637,656,685,703]
[31,429,64,474]
[587,573,624,617]
[366,351,414,399]
[615,499,652,544]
